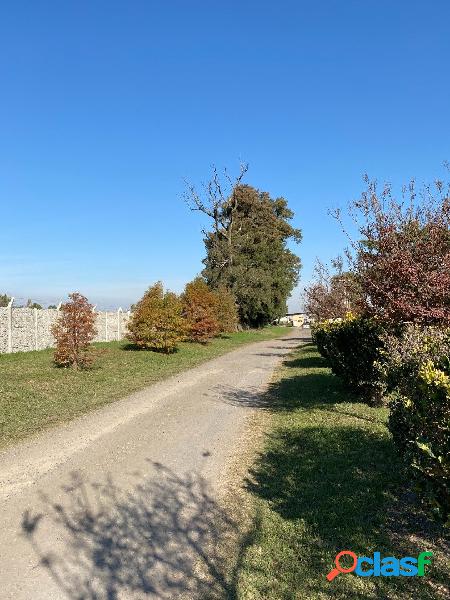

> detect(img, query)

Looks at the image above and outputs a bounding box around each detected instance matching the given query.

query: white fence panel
[0,302,131,354]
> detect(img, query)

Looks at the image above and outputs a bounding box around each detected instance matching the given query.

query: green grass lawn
[0,327,289,449]
[234,343,449,600]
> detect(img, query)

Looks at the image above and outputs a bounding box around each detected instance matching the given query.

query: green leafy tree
[128,282,185,353]
[186,166,302,327]
[0,293,11,307]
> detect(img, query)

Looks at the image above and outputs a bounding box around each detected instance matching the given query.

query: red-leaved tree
[182,277,220,343]
[333,173,450,326]
[52,292,97,369]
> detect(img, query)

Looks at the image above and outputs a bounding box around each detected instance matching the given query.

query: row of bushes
[312,316,450,524]
[52,279,239,367]
[307,173,450,526]
[128,278,238,353]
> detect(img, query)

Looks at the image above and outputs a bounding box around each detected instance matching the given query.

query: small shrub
[182,278,219,343]
[312,314,384,404]
[52,292,97,369]
[214,287,239,333]
[128,282,185,353]
[380,325,450,523]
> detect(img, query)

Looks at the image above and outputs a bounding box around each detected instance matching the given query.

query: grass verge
[234,343,449,599]
[0,326,289,449]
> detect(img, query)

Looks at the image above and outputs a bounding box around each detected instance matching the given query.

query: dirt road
[0,330,304,599]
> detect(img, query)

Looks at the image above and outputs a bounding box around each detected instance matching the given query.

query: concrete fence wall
[0,302,131,354]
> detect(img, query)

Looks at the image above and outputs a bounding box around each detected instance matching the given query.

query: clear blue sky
[1,1,449,310]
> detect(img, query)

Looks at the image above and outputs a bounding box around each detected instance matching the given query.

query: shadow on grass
[279,336,311,343]
[246,424,394,532]
[283,353,327,370]
[238,346,449,599]
[22,462,238,600]
[121,343,180,354]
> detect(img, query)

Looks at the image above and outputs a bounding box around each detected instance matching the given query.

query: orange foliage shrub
[52,292,97,369]
[182,277,219,343]
[128,282,185,353]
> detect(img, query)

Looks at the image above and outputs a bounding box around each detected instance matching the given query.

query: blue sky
[1,1,449,310]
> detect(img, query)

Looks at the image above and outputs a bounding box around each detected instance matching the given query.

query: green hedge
[312,315,384,404]
[312,319,450,523]
[380,326,450,524]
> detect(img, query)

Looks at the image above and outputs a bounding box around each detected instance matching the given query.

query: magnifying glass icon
[326,550,358,581]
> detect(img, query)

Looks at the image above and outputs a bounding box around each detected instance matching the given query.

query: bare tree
[183,162,249,271]
[304,258,362,321]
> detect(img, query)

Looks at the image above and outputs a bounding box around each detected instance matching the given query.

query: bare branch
[183,162,249,241]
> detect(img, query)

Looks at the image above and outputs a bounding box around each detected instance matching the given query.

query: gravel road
[0,329,305,599]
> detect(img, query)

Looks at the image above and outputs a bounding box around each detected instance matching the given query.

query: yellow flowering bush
[383,326,450,523]
[419,360,450,391]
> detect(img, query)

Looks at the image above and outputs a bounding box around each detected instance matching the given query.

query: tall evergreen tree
[186,167,302,327]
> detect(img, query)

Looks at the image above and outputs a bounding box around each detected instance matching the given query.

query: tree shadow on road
[213,369,347,413]
[22,462,238,599]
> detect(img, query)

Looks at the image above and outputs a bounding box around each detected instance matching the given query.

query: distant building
[287,312,305,327]
[276,312,311,327]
